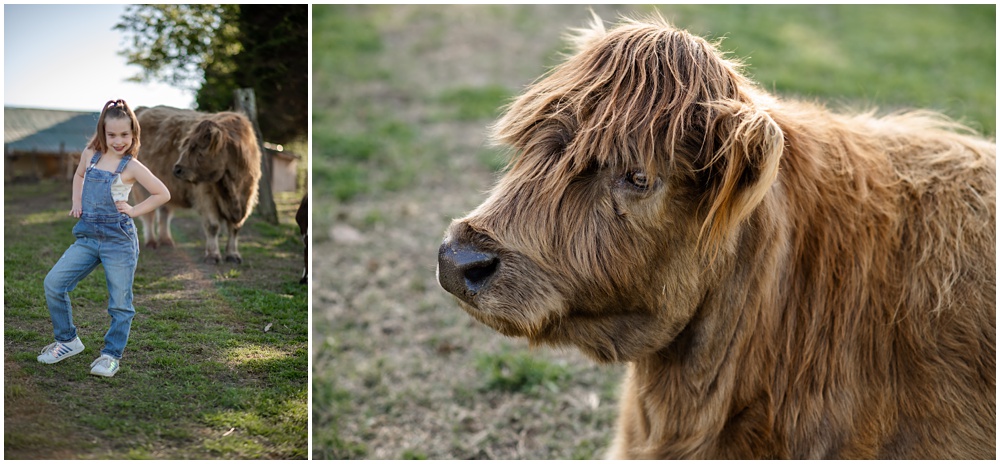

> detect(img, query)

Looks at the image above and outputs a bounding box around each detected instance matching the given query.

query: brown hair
[490,14,780,260]
[89,99,141,158]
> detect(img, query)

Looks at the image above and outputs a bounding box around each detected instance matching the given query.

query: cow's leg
[158,206,175,247]
[202,214,223,264]
[224,221,243,264]
[132,189,158,248]
[138,208,158,249]
[300,231,308,284]
[297,196,308,284]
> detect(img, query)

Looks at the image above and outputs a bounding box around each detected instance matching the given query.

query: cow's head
[174,118,231,183]
[437,15,784,363]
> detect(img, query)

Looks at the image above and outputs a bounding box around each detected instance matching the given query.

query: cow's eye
[625,170,650,190]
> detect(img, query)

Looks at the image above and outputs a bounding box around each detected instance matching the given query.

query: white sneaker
[89,354,121,377]
[37,337,85,364]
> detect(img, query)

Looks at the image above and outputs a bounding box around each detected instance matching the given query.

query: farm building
[264,142,304,193]
[4,106,96,182]
[5,106,302,192]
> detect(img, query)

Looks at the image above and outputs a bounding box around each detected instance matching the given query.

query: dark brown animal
[296,195,308,284]
[133,106,262,264]
[437,15,995,459]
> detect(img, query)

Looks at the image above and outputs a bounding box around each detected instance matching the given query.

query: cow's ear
[698,100,784,256]
[199,120,228,155]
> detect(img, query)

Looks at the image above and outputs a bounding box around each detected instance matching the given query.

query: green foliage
[311,6,390,206]
[313,131,381,163]
[313,6,502,215]
[115,5,241,90]
[211,5,308,142]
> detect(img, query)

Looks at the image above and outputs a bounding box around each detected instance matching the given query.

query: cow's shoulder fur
[610,73,996,461]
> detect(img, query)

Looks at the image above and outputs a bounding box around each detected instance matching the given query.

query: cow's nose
[173,165,184,178]
[437,239,499,305]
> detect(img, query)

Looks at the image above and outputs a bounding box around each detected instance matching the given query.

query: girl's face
[104,117,133,156]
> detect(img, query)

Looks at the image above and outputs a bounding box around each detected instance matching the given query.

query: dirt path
[140,236,240,319]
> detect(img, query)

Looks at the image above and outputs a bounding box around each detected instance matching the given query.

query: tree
[115,5,307,143]
[115,5,240,92]
[234,88,279,225]
[235,5,308,143]
[197,5,308,143]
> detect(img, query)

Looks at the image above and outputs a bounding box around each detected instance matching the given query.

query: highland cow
[437,15,995,459]
[133,106,262,264]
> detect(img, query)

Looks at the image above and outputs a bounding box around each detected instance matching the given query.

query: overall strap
[88,151,102,169]
[114,155,132,175]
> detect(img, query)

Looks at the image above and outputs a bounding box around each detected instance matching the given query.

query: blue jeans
[44,218,139,359]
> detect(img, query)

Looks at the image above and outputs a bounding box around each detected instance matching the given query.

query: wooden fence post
[234,88,279,225]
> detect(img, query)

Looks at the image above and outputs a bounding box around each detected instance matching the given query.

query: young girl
[38,99,170,377]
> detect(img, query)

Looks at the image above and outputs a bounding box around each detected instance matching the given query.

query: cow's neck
[213,168,250,224]
[623,199,790,458]
[618,106,913,458]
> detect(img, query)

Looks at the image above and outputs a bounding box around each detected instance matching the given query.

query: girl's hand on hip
[115,201,135,217]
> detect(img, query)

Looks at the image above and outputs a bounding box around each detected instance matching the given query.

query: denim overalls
[44,152,139,359]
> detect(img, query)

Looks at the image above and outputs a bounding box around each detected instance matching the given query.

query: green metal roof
[5,106,99,154]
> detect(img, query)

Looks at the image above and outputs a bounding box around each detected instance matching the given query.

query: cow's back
[135,106,208,208]
[773,109,996,458]
[886,127,995,458]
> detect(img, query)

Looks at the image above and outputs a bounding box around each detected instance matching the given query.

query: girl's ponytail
[89,99,142,158]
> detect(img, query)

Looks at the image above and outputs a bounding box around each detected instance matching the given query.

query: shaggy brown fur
[133,106,262,264]
[437,15,995,459]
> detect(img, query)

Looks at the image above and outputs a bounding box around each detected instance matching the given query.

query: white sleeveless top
[111,174,133,202]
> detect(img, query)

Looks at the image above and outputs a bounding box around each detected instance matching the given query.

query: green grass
[311,378,368,459]
[476,351,571,395]
[311,6,392,204]
[402,449,429,459]
[4,180,307,459]
[657,4,995,134]
[311,117,424,201]
[311,6,523,231]
[436,85,511,121]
